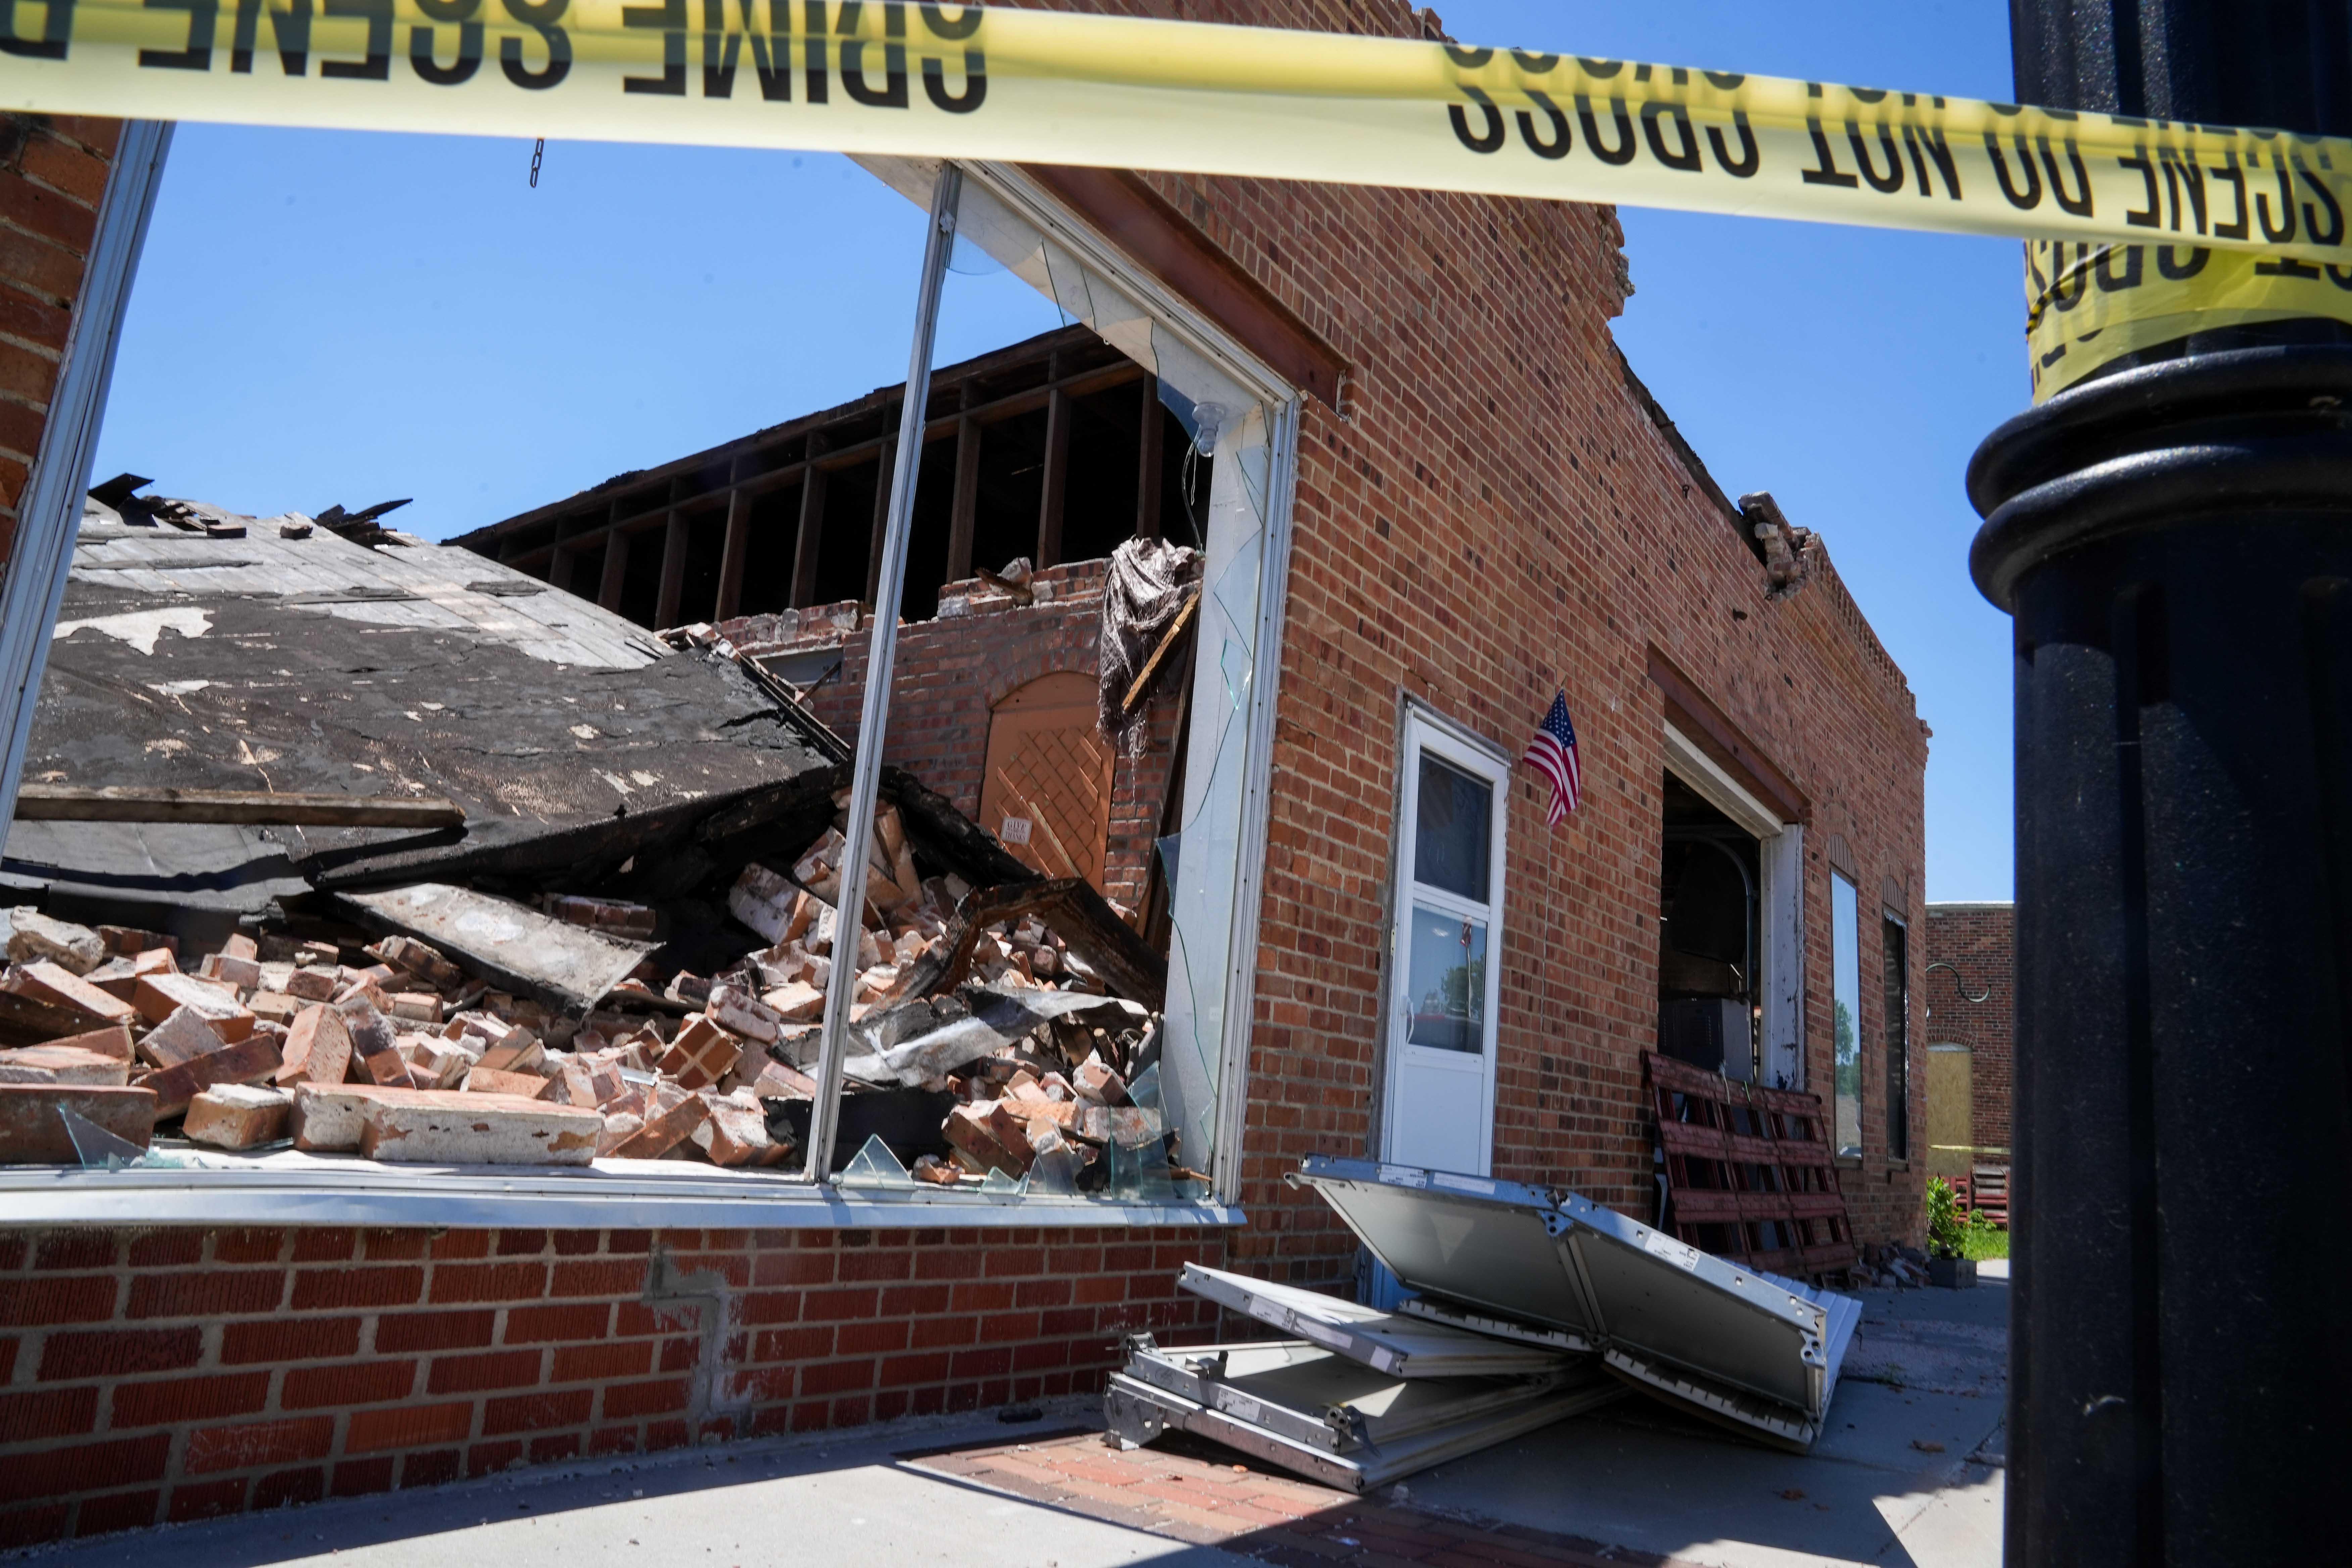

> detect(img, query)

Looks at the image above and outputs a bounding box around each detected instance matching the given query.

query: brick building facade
[0,113,118,579]
[1922,901,2016,1169]
[0,0,1931,1541]
[0,1223,1223,1542]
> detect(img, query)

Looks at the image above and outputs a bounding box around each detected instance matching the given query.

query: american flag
[1523,690,1583,826]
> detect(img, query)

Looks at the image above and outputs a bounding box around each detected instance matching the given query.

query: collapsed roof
[2,482,1030,943]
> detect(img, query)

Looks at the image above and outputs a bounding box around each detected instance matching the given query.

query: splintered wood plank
[15,785,464,827]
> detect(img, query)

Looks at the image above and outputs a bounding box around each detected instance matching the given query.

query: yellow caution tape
[2027,241,2352,398]
[7,1,2352,397]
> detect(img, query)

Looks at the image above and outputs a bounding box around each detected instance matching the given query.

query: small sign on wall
[1000,816,1033,845]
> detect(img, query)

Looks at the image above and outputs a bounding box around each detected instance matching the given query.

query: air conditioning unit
[1658,997,1754,1081]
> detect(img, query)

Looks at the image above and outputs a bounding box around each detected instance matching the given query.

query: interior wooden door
[979,671,1114,891]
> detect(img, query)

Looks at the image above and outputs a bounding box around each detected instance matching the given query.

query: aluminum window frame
[943,157,1303,1208]
[0,122,171,833]
[0,150,1294,1227]
[1829,870,1864,1162]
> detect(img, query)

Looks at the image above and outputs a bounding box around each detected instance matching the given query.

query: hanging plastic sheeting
[1097,537,1203,755]
[1293,1157,1863,1452]
[856,157,1288,1194]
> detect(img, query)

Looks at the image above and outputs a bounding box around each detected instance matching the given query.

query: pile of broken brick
[1851,1243,1934,1288]
[0,806,1169,1188]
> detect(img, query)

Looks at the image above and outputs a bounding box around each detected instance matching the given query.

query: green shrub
[1925,1176,1969,1259]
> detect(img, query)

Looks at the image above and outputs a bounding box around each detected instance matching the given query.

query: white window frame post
[801,161,961,1184]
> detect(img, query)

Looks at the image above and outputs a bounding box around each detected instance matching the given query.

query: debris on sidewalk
[1104,1157,1864,1490]
[1854,1243,1934,1288]
[1106,1334,1622,1493]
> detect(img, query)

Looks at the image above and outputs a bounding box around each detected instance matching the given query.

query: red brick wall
[0,1222,1224,1545]
[0,5,1930,1540]
[720,561,1181,913]
[1120,0,1933,1275]
[0,113,118,574]
[1922,903,2015,1156]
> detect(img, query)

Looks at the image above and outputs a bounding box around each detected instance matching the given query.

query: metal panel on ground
[1279,1163,1602,1347]
[1102,1355,1620,1493]
[1178,1262,1572,1378]
[1119,1336,1609,1456]
[1293,1157,1858,1449]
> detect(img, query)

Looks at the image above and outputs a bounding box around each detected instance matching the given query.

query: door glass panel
[1832,874,1862,1158]
[1404,904,1488,1053]
[1414,755,1492,902]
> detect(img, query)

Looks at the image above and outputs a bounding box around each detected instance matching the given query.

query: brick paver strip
[901,1428,1711,1568]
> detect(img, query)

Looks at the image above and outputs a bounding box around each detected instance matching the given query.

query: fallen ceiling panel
[1178,1262,1573,1379]
[333,883,655,1014]
[1292,1157,1859,1451]
[1117,1337,1613,1456]
[1104,1340,1620,1493]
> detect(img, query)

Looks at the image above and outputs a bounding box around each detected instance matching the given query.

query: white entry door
[1381,712,1509,1177]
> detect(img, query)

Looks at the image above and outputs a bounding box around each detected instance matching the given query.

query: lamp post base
[1968,344,2352,1565]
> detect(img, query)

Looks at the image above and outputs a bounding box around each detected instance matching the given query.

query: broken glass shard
[58,1106,183,1170]
[837,1134,917,1189]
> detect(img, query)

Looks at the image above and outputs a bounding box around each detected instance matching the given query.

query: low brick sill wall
[0,1222,1227,1547]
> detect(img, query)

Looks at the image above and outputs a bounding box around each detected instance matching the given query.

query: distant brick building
[1922,902,2015,1177]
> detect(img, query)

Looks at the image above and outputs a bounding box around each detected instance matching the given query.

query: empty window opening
[44,143,1290,1214]
[1658,773,1761,1083]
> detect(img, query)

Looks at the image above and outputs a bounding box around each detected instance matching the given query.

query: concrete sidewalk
[7,1268,2007,1568]
[5,1408,1253,1568]
[926,1265,2009,1568]
[1398,1264,2008,1567]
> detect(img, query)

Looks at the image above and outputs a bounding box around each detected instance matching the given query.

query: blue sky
[91,1,2020,901]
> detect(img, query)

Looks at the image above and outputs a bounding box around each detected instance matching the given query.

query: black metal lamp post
[1972,5,2352,1563]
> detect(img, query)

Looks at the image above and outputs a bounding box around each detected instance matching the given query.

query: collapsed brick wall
[0,1223,1224,1545]
[0,114,119,576]
[1922,903,2015,1157]
[719,560,1182,913]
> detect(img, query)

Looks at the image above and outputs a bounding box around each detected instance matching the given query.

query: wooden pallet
[1645,1051,1860,1282]
[1967,1164,2011,1230]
